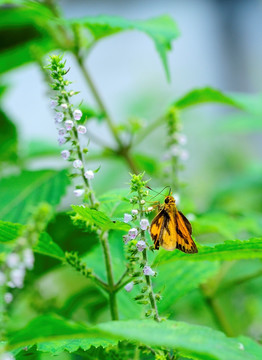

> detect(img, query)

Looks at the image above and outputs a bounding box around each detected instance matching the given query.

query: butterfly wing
[175,210,198,253]
[150,210,165,250]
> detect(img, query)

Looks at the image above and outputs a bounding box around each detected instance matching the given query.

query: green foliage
[174,87,262,115]
[72,205,130,231]
[153,238,262,265]
[0,220,64,260]
[7,315,262,360]
[69,15,180,80]
[0,170,69,224]
[1,2,262,359]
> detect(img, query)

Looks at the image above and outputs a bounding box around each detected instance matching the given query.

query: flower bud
[124,281,134,292]
[132,209,138,215]
[73,189,85,197]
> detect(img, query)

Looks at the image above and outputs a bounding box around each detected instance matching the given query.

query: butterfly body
[150,195,198,254]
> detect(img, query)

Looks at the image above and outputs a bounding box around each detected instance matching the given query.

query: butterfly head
[164,195,175,205]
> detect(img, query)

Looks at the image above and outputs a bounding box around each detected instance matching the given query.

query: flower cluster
[122,174,161,320]
[46,55,96,203]
[163,107,188,187]
[0,205,52,310]
[0,245,34,304]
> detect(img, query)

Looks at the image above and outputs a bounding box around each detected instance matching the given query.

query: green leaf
[153,238,262,265]
[72,205,130,231]
[8,315,262,360]
[0,220,23,243]
[34,232,65,261]
[0,109,18,164]
[23,140,60,159]
[0,3,57,74]
[156,261,220,313]
[69,15,180,80]
[0,170,69,224]
[0,220,64,260]
[174,87,262,115]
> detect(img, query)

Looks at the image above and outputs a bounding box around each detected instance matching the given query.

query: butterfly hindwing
[175,210,198,253]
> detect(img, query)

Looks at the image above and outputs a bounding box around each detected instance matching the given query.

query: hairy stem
[100,231,119,320]
[142,248,160,322]
[138,194,160,322]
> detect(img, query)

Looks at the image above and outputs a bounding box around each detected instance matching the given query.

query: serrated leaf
[7,315,262,360]
[153,238,262,266]
[174,87,262,115]
[0,220,64,260]
[0,170,70,224]
[69,15,180,80]
[34,232,65,261]
[72,205,130,231]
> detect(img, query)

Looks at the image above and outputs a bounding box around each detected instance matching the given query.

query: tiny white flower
[124,281,134,292]
[84,170,94,180]
[73,159,83,169]
[73,109,82,121]
[50,99,58,109]
[6,253,20,268]
[0,271,6,286]
[140,218,149,231]
[170,145,180,156]
[147,206,153,212]
[65,120,73,131]
[128,228,138,240]
[10,267,25,288]
[61,150,70,160]
[186,213,196,221]
[23,249,34,270]
[54,112,64,123]
[74,189,85,197]
[124,213,132,223]
[7,281,15,288]
[180,149,189,161]
[238,343,244,351]
[58,128,66,136]
[69,91,74,96]
[143,265,155,276]
[77,125,87,134]
[177,133,187,145]
[136,240,146,252]
[58,136,66,146]
[140,200,145,205]
[123,235,131,244]
[4,292,13,304]
[61,103,68,110]
[132,209,138,215]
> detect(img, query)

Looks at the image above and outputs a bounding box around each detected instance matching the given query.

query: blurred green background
[1,0,262,358]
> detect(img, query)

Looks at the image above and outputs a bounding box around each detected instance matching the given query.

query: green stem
[138,193,160,322]
[75,54,138,174]
[142,248,160,322]
[75,54,122,147]
[100,231,119,320]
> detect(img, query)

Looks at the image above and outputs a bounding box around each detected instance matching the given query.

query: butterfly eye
[164,197,169,204]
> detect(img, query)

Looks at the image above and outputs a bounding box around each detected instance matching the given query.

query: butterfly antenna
[146,186,172,200]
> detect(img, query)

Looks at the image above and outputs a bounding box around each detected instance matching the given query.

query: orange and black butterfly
[150,194,198,254]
